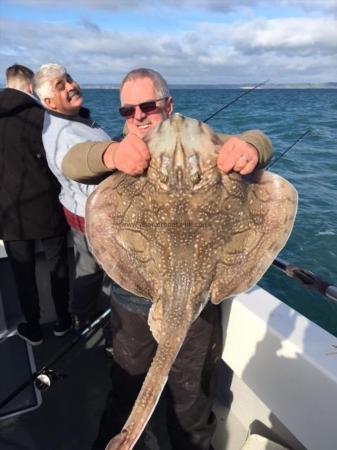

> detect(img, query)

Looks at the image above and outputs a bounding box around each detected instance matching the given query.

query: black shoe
[53,317,73,337]
[17,322,43,346]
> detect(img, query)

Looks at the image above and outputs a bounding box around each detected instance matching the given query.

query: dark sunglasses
[119,97,169,118]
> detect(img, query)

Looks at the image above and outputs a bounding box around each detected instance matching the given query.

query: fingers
[109,134,258,176]
[217,137,259,175]
[113,134,151,176]
[106,430,128,450]
[238,158,259,175]
[127,134,150,161]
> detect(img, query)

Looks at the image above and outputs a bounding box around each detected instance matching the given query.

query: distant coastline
[78,82,337,90]
[1,82,336,90]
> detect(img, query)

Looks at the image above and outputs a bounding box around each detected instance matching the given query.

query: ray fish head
[146,114,222,191]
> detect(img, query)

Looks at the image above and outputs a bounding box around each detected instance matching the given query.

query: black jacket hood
[0,87,41,116]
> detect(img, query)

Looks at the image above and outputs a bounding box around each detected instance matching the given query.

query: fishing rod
[203,80,269,123]
[259,130,337,302]
[266,130,337,301]
[0,308,111,410]
[254,131,337,302]
[267,129,311,169]
[272,258,337,303]
[201,83,337,303]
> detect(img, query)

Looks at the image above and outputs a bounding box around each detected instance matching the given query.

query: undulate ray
[85,114,298,450]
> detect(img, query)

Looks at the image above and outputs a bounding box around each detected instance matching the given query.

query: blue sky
[1,0,336,85]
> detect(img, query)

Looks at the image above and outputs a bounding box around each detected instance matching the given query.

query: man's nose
[133,105,146,120]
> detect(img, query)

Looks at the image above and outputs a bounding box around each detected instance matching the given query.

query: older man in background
[33,63,112,352]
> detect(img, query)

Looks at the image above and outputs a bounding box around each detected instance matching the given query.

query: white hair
[120,68,170,99]
[33,63,66,104]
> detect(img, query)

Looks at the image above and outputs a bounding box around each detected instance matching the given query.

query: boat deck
[0,324,245,450]
[0,324,112,450]
[2,246,336,450]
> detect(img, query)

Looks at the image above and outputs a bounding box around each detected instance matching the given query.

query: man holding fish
[63,68,272,450]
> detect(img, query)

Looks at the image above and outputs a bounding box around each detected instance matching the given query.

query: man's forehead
[122,76,154,88]
[50,74,65,85]
[120,77,157,103]
[50,73,72,86]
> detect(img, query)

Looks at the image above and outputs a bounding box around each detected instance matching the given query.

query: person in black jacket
[0,64,71,345]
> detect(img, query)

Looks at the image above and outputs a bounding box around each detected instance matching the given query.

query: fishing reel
[34,369,65,391]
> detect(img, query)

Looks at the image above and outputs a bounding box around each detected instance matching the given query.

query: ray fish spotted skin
[85,114,298,450]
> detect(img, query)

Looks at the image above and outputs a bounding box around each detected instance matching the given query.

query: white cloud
[229,18,337,55]
[278,0,337,13]
[1,14,336,84]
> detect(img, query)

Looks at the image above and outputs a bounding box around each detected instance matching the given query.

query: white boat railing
[221,286,337,450]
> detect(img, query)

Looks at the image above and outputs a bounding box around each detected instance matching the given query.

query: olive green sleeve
[62,129,272,184]
[61,140,113,183]
[218,130,273,168]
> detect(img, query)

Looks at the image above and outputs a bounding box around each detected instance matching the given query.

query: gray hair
[120,68,170,99]
[33,63,66,104]
[6,64,34,92]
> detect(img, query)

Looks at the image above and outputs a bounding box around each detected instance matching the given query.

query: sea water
[84,88,337,336]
